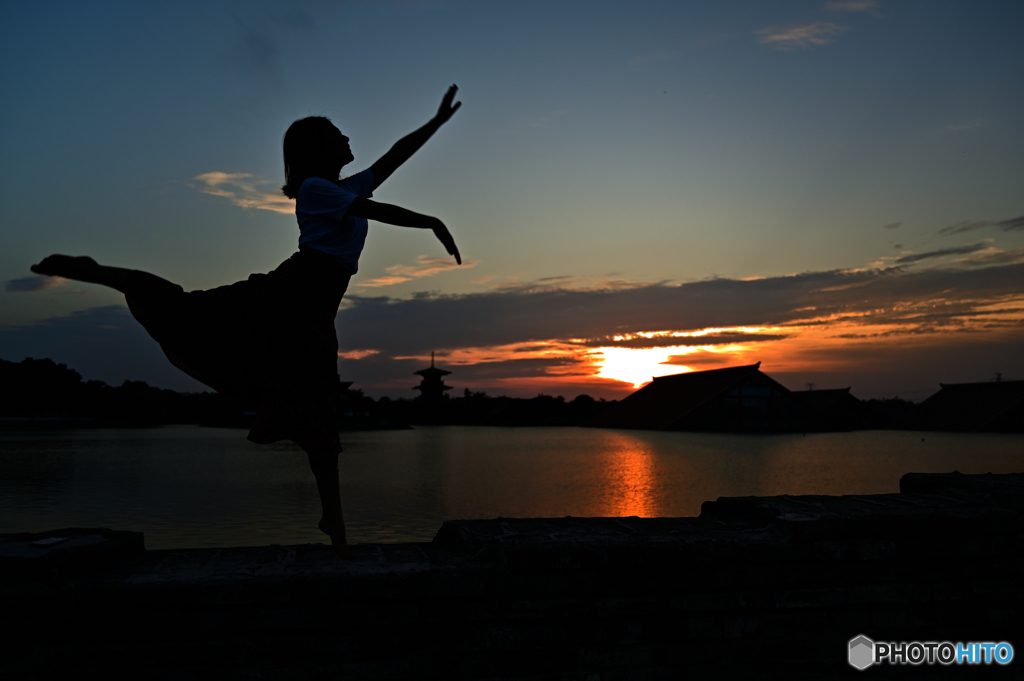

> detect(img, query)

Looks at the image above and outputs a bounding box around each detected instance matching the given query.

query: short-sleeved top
[296,169,375,273]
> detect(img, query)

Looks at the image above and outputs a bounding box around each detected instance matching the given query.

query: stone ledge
[0,527,144,577]
[901,470,1024,512]
[2,471,1022,680]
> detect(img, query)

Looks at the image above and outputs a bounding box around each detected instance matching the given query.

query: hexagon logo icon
[849,635,874,670]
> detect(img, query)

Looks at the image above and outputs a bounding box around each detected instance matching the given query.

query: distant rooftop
[898,379,1024,432]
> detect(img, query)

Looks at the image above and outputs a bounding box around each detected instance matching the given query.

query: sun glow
[390,328,791,391]
[594,346,694,388]
[366,302,1024,398]
[593,326,784,388]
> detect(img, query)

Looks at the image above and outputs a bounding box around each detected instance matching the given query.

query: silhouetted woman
[31,85,463,557]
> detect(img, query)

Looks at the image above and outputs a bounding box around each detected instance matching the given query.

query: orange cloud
[358,255,476,288]
[755,22,847,49]
[191,172,294,214]
[335,260,1024,397]
[338,349,380,360]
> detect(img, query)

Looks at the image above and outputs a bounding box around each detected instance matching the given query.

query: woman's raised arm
[349,198,461,264]
[369,85,461,190]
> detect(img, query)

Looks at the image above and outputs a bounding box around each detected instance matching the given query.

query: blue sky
[2,0,1022,399]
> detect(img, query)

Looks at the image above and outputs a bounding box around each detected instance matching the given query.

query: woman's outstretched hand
[435,84,462,124]
[431,218,461,265]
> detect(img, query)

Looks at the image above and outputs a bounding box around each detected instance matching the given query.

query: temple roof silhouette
[587,362,824,432]
[413,351,452,401]
[414,351,451,378]
[897,379,1024,433]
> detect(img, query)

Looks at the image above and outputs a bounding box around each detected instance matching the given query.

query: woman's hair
[281,116,347,199]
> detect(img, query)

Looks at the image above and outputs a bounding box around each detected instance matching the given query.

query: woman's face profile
[328,127,354,168]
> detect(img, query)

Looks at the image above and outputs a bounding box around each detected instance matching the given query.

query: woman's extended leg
[305,447,354,559]
[31,255,137,294]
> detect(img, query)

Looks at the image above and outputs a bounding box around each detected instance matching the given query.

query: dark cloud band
[5,276,65,293]
[939,215,1024,236]
[336,261,1024,355]
[3,260,1023,395]
[893,243,987,264]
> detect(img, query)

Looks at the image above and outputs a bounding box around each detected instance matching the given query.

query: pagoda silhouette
[413,352,452,402]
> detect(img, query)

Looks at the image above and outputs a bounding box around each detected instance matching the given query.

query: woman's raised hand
[436,84,462,124]
[431,218,461,265]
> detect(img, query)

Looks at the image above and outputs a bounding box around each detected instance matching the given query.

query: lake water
[1,425,1021,550]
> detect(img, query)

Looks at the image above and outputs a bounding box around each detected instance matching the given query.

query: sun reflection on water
[595,432,659,517]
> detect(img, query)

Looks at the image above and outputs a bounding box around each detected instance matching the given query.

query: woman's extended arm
[349,198,461,264]
[369,85,461,190]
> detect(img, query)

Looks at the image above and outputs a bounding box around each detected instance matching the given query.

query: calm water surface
[1,425,1021,549]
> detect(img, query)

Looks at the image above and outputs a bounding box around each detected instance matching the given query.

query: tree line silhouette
[0,357,617,429]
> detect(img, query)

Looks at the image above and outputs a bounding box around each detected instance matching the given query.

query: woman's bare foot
[305,447,353,559]
[31,255,100,281]
[30,255,136,293]
[318,518,355,559]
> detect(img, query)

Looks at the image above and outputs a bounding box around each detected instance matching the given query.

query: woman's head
[281,116,354,199]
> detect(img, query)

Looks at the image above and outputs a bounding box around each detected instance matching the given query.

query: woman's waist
[255,248,352,302]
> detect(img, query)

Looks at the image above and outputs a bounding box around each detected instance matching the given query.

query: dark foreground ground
[2,471,1022,680]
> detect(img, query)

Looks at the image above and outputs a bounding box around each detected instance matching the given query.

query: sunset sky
[2,0,1022,400]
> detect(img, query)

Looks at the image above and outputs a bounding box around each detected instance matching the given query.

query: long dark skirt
[125,248,350,453]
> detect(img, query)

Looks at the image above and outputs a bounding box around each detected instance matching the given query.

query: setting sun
[592,327,786,388]
[594,346,692,388]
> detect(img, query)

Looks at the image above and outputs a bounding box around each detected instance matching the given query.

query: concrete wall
[2,471,1022,679]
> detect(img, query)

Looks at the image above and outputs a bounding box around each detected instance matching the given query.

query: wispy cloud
[358,255,476,288]
[223,0,324,86]
[5,275,66,293]
[892,243,988,265]
[191,172,294,214]
[939,215,1024,236]
[578,329,789,349]
[945,118,988,132]
[954,247,1024,267]
[824,0,878,12]
[232,23,281,83]
[883,222,902,230]
[755,22,847,50]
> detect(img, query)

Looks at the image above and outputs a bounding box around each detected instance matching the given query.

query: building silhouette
[586,363,826,433]
[413,352,452,403]
[897,379,1024,432]
[790,387,885,431]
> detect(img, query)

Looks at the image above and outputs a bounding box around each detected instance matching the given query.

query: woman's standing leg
[305,447,354,558]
